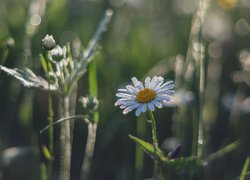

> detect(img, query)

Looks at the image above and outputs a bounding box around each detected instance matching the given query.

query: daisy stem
[147,109,159,179]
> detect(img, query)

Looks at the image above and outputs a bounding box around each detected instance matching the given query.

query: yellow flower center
[136,88,156,103]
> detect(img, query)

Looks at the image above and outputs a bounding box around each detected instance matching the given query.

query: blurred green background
[0,0,250,179]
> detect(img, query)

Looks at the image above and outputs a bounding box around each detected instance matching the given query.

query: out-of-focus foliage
[0,0,250,179]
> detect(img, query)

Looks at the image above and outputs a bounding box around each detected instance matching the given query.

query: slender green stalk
[187,0,210,158]
[88,60,99,123]
[45,51,54,177]
[40,115,89,134]
[40,162,48,180]
[147,110,159,179]
[206,140,240,163]
[81,59,99,180]
[59,96,71,180]
[240,157,250,180]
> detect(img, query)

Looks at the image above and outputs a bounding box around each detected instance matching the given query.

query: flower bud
[79,96,99,112]
[50,45,65,61]
[42,34,56,50]
[5,37,15,48]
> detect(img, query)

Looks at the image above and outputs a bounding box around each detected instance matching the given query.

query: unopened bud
[79,96,99,111]
[50,45,66,61]
[5,37,15,48]
[42,34,56,50]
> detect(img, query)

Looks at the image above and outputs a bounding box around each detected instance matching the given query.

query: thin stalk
[45,51,54,177]
[59,96,71,180]
[81,123,97,180]
[206,140,240,163]
[197,42,205,158]
[188,0,210,158]
[240,156,250,180]
[240,157,250,180]
[40,162,48,180]
[40,115,89,134]
[69,83,78,144]
[192,106,199,156]
[147,110,159,179]
[88,60,99,123]
[81,59,99,180]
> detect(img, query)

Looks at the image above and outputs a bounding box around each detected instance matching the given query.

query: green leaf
[0,65,57,90]
[128,134,166,161]
[41,145,52,160]
[40,54,48,74]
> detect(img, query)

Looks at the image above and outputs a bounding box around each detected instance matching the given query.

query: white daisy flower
[115,76,175,116]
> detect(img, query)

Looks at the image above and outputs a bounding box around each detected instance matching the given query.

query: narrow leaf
[40,54,48,74]
[41,145,52,160]
[0,65,57,90]
[128,134,166,161]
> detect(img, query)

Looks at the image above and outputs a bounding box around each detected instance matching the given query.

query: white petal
[123,103,141,114]
[148,76,158,89]
[157,91,175,97]
[141,103,147,112]
[148,102,155,111]
[135,105,143,116]
[145,77,151,88]
[120,105,127,109]
[118,88,136,95]
[156,81,174,90]
[153,78,164,90]
[149,76,164,90]
[120,100,137,107]
[131,77,144,90]
[123,103,140,114]
[162,99,174,107]
[156,85,175,93]
[115,101,122,106]
[116,93,135,98]
[116,98,134,103]
[155,96,172,102]
[123,108,132,114]
[126,85,139,94]
[152,100,163,108]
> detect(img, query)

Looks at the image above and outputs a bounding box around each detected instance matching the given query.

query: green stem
[40,162,48,180]
[59,96,71,180]
[81,123,97,180]
[81,58,99,180]
[88,60,99,123]
[240,157,250,180]
[147,110,159,179]
[45,51,54,177]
